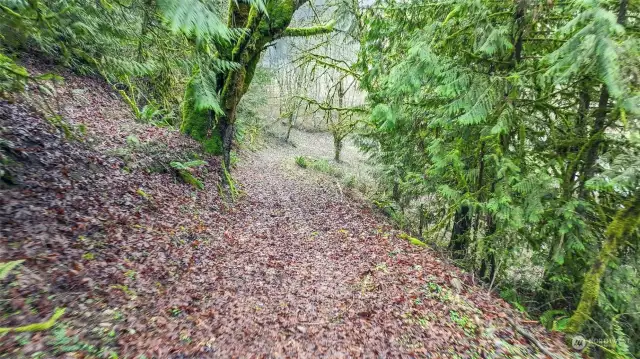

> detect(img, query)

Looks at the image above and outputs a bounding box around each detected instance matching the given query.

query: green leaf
[371,104,394,131]
[0,260,25,280]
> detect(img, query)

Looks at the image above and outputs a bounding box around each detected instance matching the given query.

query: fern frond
[0,0,28,10]
[100,57,156,77]
[191,66,223,114]
[156,0,232,40]
[477,26,513,56]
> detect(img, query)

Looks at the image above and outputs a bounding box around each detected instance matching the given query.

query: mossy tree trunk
[565,190,640,334]
[285,113,294,142]
[333,134,342,162]
[332,78,345,162]
[449,205,472,260]
[215,0,334,173]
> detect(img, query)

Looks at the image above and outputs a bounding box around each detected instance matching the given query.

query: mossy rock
[398,232,427,247]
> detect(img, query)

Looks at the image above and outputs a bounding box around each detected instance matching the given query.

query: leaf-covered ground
[1,65,575,358]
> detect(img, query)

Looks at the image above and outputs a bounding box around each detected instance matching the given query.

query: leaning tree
[179,0,335,171]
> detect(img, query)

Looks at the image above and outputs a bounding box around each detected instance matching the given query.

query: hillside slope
[1,66,575,358]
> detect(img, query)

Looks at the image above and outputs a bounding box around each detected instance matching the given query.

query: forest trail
[125,137,571,358]
[0,65,572,358]
[2,0,639,356]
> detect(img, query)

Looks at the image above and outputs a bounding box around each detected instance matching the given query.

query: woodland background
[1,0,639,357]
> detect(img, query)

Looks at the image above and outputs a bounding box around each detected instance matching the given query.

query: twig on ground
[505,317,559,359]
[483,308,559,358]
[521,319,539,324]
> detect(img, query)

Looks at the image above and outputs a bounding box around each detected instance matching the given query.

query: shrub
[308,159,343,178]
[295,156,344,178]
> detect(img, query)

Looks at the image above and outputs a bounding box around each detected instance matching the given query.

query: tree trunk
[218,70,244,174]
[418,203,425,238]
[578,86,609,197]
[478,213,497,281]
[333,135,342,162]
[449,205,471,260]
[334,79,345,162]
[392,178,400,202]
[565,191,640,333]
[285,113,294,142]
[220,120,235,172]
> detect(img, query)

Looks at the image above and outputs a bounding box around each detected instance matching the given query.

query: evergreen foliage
[358,0,640,355]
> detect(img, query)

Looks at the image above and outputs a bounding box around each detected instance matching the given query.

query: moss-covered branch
[230,6,262,61]
[0,308,66,333]
[298,54,361,79]
[282,19,335,38]
[293,95,367,113]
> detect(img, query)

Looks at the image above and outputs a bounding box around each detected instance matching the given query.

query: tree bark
[333,135,342,162]
[565,190,640,333]
[449,205,472,259]
[478,213,497,281]
[220,121,235,171]
[333,79,345,162]
[285,114,294,142]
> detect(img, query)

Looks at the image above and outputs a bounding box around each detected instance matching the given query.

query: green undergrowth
[294,156,344,178]
[110,135,203,175]
[170,160,207,190]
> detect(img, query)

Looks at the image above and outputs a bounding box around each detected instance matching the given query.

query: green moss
[295,156,308,168]
[177,169,204,190]
[180,70,222,155]
[565,192,640,334]
[231,6,259,61]
[242,53,260,95]
[0,308,65,333]
[202,136,223,154]
[399,232,427,247]
[282,20,335,37]
[258,0,295,37]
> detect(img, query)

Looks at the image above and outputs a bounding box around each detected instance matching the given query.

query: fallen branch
[0,307,66,333]
[505,317,558,359]
[483,307,559,358]
[521,319,539,324]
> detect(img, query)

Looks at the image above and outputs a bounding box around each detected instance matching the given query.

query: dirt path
[115,141,569,358]
[1,67,571,358]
